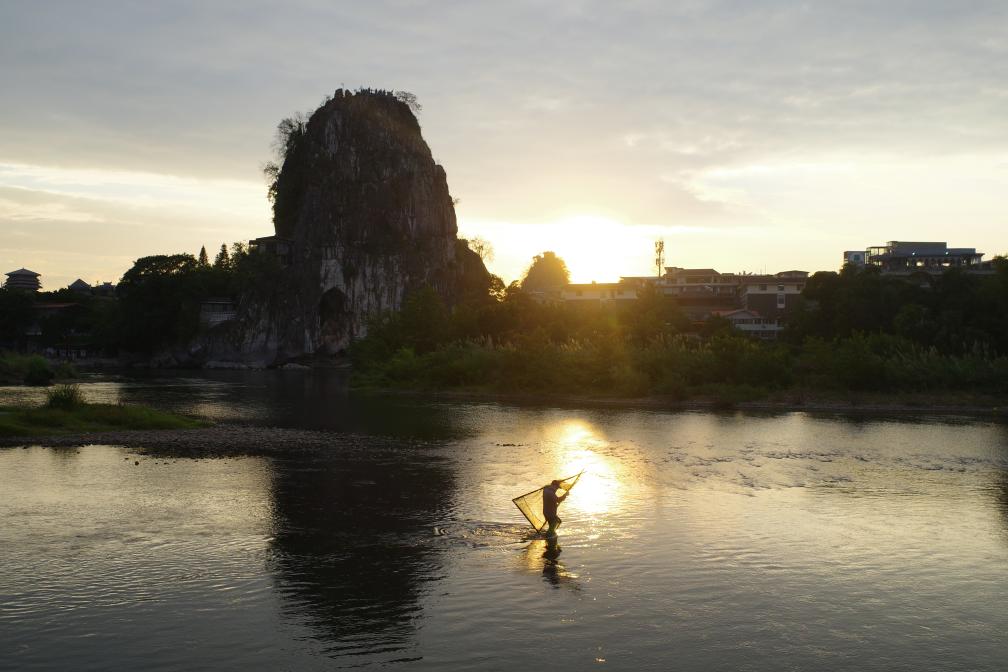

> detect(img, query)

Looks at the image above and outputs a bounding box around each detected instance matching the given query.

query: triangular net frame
[512,471,584,532]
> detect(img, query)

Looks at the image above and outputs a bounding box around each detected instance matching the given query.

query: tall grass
[46,384,84,409]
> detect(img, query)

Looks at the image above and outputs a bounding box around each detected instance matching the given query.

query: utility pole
[655,239,665,279]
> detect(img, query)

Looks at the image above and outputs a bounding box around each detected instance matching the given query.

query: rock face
[250,89,486,360]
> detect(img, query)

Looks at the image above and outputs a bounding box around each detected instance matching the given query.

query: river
[2,370,1007,670]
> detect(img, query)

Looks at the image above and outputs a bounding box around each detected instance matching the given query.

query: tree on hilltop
[465,236,494,263]
[198,246,209,267]
[394,90,422,115]
[521,251,570,291]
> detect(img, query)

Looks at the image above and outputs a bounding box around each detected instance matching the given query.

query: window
[777,293,786,309]
[759,284,767,291]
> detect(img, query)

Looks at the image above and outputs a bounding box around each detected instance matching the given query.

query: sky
[2,1,1007,289]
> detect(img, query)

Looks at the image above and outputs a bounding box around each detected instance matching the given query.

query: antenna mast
[655,239,665,278]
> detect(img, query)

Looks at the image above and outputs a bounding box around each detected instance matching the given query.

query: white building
[712,309,781,339]
[560,282,638,303]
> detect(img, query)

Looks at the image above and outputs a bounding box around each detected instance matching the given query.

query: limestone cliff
[256,88,486,360]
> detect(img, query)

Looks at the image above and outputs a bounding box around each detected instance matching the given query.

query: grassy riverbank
[0,385,207,438]
[0,352,77,386]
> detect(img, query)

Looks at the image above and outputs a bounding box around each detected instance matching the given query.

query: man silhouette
[542,479,568,536]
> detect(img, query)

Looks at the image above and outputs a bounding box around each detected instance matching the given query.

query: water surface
[2,371,1007,670]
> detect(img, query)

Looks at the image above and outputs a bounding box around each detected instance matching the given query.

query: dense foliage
[4,236,1007,403]
[787,262,1008,356]
[520,251,571,291]
[0,352,74,385]
[0,242,282,357]
[351,256,1008,400]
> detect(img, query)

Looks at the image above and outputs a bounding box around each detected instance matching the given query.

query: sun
[460,213,662,286]
[548,214,649,284]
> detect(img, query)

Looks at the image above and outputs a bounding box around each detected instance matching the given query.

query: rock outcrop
[231,89,487,362]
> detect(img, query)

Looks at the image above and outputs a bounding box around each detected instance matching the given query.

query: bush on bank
[0,352,77,386]
[355,335,1008,398]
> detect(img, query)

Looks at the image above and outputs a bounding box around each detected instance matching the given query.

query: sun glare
[545,419,622,517]
[547,214,645,283]
[462,214,671,285]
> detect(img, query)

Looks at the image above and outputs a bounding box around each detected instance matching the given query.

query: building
[200,298,237,327]
[92,281,117,297]
[657,268,739,321]
[560,281,638,303]
[711,309,781,340]
[68,279,92,294]
[549,265,807,337]
[4,268,41,291]
[845,241,989,274]
[663,267,739,299]
[249,235,293,266]
[843,250,866,267]
[737,271,807,320]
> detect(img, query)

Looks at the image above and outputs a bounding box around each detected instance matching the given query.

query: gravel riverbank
[0,425,392,456]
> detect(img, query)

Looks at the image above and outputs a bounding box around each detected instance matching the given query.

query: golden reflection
[518,538,580,590]
[546,419,623,518]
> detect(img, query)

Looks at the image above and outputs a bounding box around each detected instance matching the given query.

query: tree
[465,236,494,263]
[198,245,209,267]
[394,90,422,115]
[214,244,230,270]
[0,288,35,347]
[521,251,571,292]
[265,111,309,204]
[117,254,203,352]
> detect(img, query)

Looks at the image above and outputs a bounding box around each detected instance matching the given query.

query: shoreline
[3,389,1006,453]
[359,387,1008,418]
[0,425,390,455]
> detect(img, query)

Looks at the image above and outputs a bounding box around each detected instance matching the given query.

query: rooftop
[5,268,40,277]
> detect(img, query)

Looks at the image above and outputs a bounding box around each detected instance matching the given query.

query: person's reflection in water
[520,538,580,591]
[541,536,563,586]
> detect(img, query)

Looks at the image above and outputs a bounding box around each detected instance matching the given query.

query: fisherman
[542,479,568,536]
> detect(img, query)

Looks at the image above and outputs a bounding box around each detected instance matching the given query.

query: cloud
[0,163,272,288]
[1,0,1006,280]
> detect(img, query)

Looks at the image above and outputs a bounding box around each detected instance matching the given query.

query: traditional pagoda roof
[5,268,40,277]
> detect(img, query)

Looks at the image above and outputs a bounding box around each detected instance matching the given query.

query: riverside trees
[351,253,1008,399]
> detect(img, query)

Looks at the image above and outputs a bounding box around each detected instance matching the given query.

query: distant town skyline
[2,1,1007,289]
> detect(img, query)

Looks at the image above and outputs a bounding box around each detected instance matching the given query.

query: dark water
[2,371,1008,670]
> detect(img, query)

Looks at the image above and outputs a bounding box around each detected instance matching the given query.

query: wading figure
[542,479,568,536]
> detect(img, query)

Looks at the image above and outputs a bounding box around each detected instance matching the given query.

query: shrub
[46,384,84,409]
[23,356,55,386]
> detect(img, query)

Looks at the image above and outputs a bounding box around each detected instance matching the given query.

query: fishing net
[512,471,584,532]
